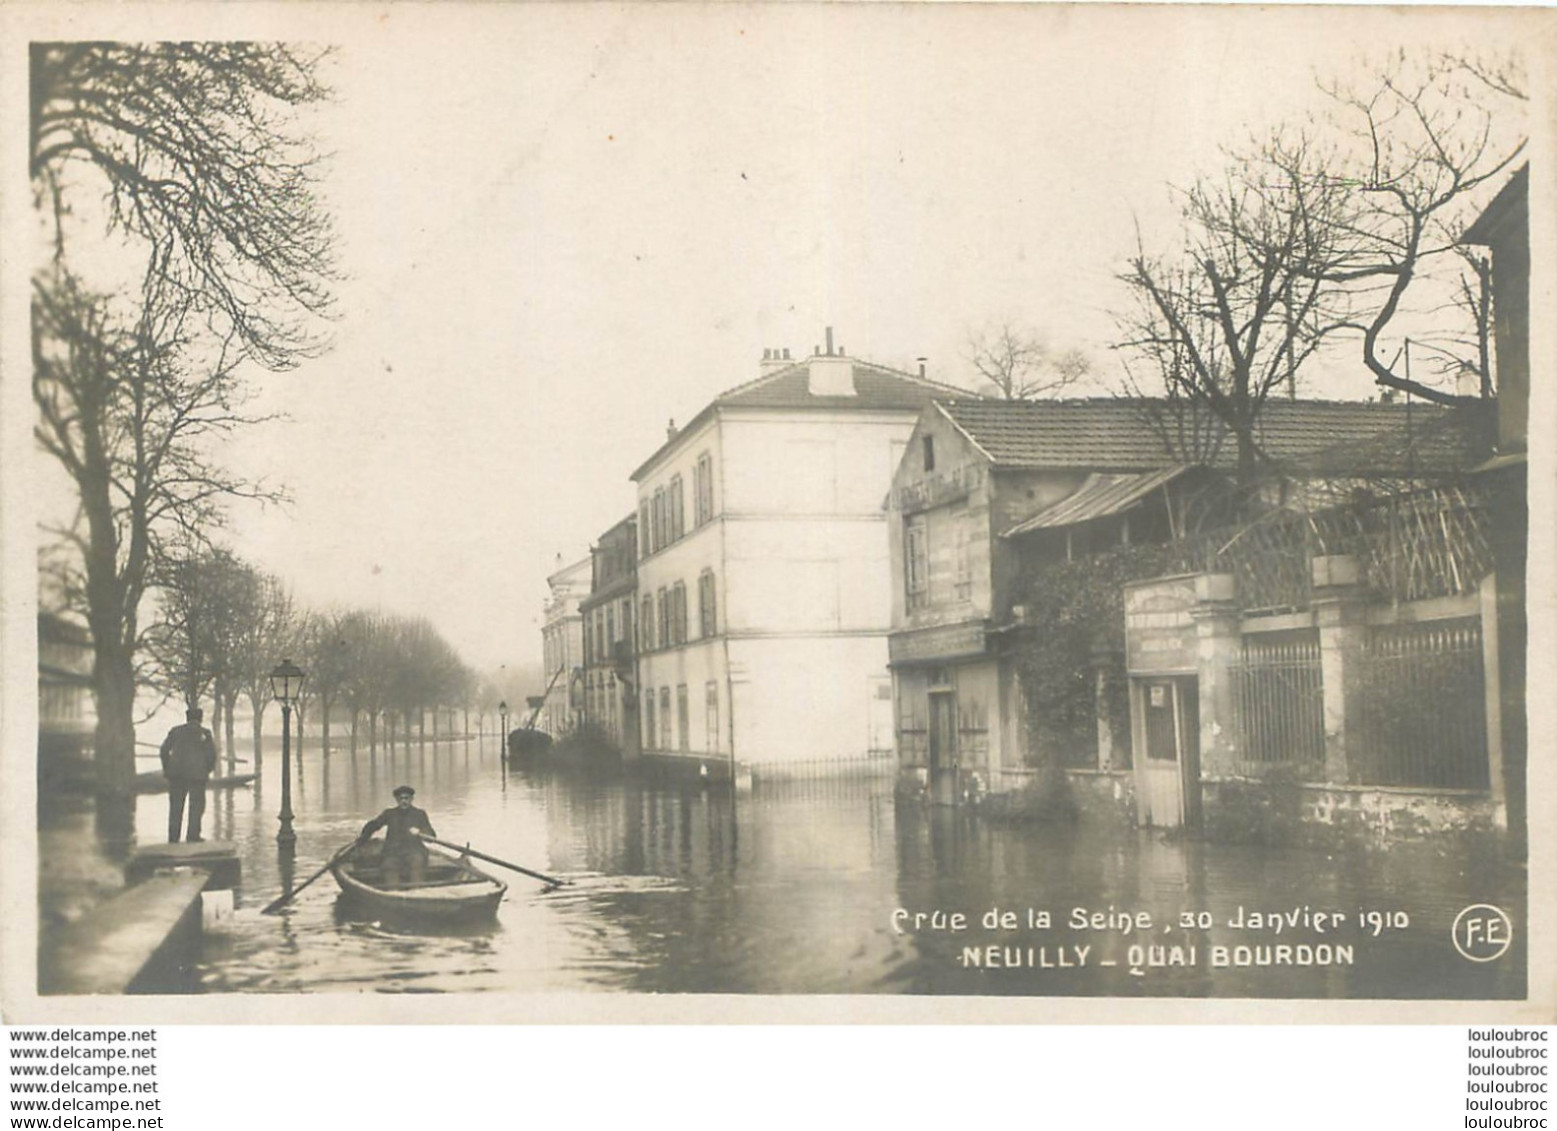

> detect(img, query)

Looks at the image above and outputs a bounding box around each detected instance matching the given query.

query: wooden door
[928,691,959,806]
[1135,679,1198,827]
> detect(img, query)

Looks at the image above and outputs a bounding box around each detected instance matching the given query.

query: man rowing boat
[359,785,437,886]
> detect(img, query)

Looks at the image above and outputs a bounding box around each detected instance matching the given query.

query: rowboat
[134,771,256,794]
[329,840,507,922]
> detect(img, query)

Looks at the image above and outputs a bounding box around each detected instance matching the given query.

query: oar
[421,835,570,888]
[261,838,362,914]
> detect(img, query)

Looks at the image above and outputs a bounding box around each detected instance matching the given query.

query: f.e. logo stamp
[1453,905,1514,962]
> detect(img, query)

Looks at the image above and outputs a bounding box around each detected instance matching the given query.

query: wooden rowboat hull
[135,771,256,794]
[330,843,507,923]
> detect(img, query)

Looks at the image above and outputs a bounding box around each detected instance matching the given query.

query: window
[677,684,690,750]
[699,570,717,637]
[905,513,929,609]
[605,604,616,647]
[923,434,935,472]
[651,489,666,553]
[705,681,719,752]
[671,581,688,644]
[641,594,655,651]
[658,586,670,648]
[644,690,656,750]
[639,501,651,557]
[660,687,672,749]
[669,475,685,541]
[622,599,633,653]
[694,452,714,526]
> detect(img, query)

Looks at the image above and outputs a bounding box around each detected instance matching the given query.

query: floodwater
[40,735,1526,998]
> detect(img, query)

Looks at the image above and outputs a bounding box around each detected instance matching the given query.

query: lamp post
[498,700,509,759]
[269,659,306,848]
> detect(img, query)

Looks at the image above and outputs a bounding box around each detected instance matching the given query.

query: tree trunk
[348,706,358,755]
[250,697,265,769]
[210,695,224,765]
[319,695,332,763]
[91,642,137,801]
[295,701,306,771]
[223,691,240,773]
[368,710,377,755]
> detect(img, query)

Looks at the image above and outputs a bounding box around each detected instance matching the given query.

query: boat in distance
[330,840,507,922]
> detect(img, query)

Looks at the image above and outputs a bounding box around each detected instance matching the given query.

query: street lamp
[269,659,306,848]
[498,700,509,760]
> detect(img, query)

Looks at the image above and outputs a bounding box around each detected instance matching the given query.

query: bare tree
[1116,48,1524,498]
[1117,139,1355,489]
[233,573,296,771]
[33,267,282,796]
[1311,49,1525,404]
[966,323,1091,400]
[31,43,337,369]
[31,44,336,799]
[295,610,353,762]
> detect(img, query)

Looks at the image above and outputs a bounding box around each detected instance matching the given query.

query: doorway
[928,689,959,806]
[1134,677,1201,828]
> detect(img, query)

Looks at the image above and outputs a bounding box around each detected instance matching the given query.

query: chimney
[917,357,928,379]
[1455,367,1479,398]
[666,418,678,441]
[759,346,792,376]
[807,325,855,396]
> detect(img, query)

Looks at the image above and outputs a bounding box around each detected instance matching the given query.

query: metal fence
[749,753,898,801]
[1354,618,1489,789]
[1230,630,1326,778]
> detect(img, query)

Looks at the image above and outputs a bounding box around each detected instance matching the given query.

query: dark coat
[361,805,437,853]
[160,722,217,782]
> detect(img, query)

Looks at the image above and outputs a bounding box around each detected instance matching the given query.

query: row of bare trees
[31,44,339,799]
[146,546,480,773]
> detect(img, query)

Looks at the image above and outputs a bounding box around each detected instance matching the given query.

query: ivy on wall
[1010,540,1194,768]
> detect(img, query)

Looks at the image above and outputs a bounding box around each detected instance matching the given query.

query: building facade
[630,333,965,775]
[38,611,95,792]
[1463,163,1529,847]
[579,514,639,754]
[540,555,592,737]
[886,397,1488,809]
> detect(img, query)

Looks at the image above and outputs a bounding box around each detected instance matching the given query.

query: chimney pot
[666,418,678,440]
[825,326,835,356]
[917,357,928,378]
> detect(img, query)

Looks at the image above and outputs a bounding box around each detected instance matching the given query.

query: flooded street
[41,737,1526,998]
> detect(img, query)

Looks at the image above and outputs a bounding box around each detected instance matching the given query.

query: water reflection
[39,732,1525,998]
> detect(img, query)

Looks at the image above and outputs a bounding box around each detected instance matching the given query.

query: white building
[540,555,592,736]
[630,332,965,773]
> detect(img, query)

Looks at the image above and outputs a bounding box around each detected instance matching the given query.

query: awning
[1002,465,1195,537]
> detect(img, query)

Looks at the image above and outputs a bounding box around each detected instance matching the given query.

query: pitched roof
[633,357,969,480]
[936,398,1486,476]
[1002,466,1196,536]
[1462,164,1528,247]
[715,358,967,411]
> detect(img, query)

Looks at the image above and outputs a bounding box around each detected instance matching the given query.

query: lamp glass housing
[268,659,306,705]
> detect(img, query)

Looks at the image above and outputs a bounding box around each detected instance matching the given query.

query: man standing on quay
[159,706,217,843]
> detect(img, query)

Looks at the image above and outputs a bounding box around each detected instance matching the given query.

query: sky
[18,4,1540,680]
